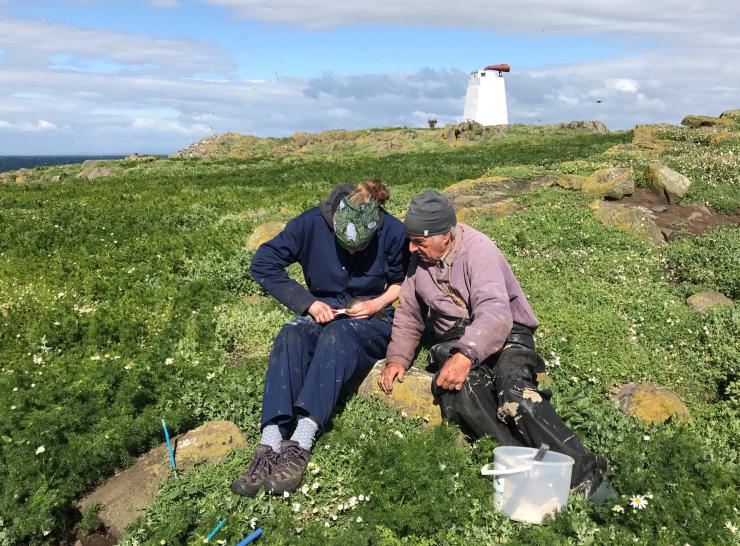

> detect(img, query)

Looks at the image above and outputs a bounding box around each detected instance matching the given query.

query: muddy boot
[571,455,611,502]
[263,440,311,495]
[230,444,279,497]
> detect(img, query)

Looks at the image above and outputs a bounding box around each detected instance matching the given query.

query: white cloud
[0,19,235,76]
[0,119,59,132]
[611,79,639,93]
[130,117,214,136]
[202,0,739,46]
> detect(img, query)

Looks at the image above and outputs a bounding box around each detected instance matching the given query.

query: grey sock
[290,416,319,451]
[260,423,282,452]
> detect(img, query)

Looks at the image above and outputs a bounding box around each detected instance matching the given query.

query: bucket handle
[481,463,532,477]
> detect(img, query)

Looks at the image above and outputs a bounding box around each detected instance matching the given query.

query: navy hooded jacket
[250,185,409,315]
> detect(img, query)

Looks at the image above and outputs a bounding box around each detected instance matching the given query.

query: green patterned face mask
[333,196,380,251]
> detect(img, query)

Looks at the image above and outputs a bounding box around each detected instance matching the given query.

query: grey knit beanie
[404,191,457,237]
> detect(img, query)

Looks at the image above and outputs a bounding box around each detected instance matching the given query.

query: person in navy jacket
[231,179,408,496]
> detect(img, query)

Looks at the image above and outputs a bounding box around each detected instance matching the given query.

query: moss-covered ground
[0,125,737,545]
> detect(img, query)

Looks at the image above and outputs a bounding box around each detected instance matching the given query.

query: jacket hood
[319,184,386,231]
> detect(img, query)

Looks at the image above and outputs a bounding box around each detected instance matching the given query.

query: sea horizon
[0,154,166,172]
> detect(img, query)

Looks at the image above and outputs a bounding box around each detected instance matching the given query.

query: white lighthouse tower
[463,64,510,126]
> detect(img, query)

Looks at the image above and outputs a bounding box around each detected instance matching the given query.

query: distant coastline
[0,155,131,172]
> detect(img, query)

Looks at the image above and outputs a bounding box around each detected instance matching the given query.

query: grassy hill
[0,121,738,545]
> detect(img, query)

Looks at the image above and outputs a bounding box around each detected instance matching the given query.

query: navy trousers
[261,315,392,433]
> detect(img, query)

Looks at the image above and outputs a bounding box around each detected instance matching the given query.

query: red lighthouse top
[484,64,510,76]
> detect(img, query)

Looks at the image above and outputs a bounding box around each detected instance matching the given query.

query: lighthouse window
[480,72,486,77]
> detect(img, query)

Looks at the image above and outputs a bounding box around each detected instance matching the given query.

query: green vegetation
[1,126,738,545]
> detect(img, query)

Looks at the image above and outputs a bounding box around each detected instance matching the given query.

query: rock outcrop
[589,200,665,246]
[681,115,733,129]
[719,109,740,121]
[686,291,734,313]
[77,421,247,537]
[246,221,286,251]
[644,163,692,204]
[359,361,441,426]
[613,383,691,424]
[555,120,609,134]
[581,167,634,199]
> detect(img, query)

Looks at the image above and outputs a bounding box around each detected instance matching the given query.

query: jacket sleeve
[385,265,426,369]
[385,220,409,286]
[452,240,513,364]
[249,216,316,315]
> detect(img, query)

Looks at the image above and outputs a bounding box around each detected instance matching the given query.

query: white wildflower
[629,495,648,509]
[393,430,404,439]
[165,357,174,365]
[32,355,43,365]
[283,491,290,498]
[725,521,737,534]
[356,516,363,523]
[292,502,301,513]
[35,445,46,455]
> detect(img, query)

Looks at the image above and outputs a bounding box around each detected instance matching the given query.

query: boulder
[686,291,734,313]
[630,125,673,154]
[246,221,285,251]
[719,109,740,121]
[77,421,247,537]
[77,167,115,180]
[612,382,691,424]
[292,132,318,148]
[589,200,665,246]
[555,120,609,134]
[644,163,692,203]
[359,361,442,426]
[555,174,588,190]
[0,171,14,181]
[681,115,733,129]
[582,167,634,199]
[50,175,61,182]
[125,154,157,162]
[15,175,28,185]
[441,120,485,142]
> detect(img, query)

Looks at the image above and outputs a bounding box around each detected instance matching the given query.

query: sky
[0,0,738,155]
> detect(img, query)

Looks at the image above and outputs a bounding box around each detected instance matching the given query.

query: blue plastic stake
[205,519,227,542]
[236,528,263,545]
[161,419,177,476]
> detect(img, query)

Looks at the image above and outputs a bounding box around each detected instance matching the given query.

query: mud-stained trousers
[261,315,392,434]
[430,333,597,487]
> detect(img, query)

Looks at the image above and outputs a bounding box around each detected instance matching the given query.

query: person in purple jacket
[231,179,407,497]
[379,190,608,500]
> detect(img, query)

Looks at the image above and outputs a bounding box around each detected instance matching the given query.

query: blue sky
[0,0,738,154]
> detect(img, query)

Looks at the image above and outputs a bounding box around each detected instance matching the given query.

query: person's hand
[346,298,383,320]
[379,362,406,394]
[435,352,472,391]
[308,300,334,324]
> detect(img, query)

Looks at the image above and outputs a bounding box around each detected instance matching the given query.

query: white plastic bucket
[481,446,574,524]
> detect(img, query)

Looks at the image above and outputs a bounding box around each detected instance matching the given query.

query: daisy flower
[629,495,648,509]
[612,504,625,513]
[35,445,46,455]
[725,521,737,534]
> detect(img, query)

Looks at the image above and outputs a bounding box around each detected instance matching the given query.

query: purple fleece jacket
[386,224,538,369]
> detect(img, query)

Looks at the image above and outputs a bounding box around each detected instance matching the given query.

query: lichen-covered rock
[555,120,609,134]
[644,163,692,203]
[582,167,634,199]
[555,174,588,190]
[125,153,158,162]
[686,291,734,313]
[359,361,441,426]
[589,200,665,246]
[681,115,733,129]
[77,421,247,536]
[246,221,285,251]
[719,109,740,121]
[613,383,691,424]
[77,167,115,180]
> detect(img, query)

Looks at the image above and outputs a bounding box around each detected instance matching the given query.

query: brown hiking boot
[263,440,311,495]
[230,444,279,497]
